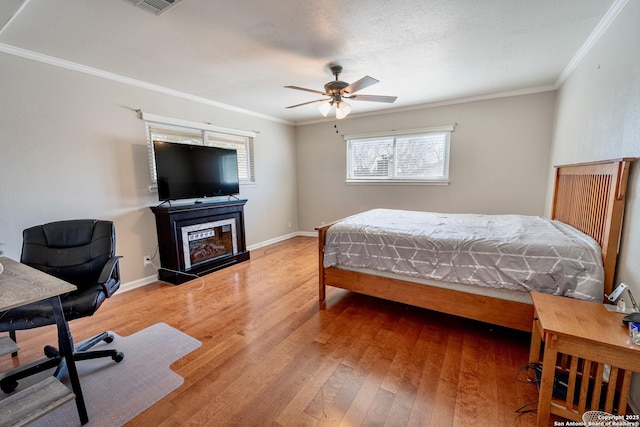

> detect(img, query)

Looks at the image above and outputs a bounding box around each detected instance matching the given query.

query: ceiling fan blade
[347,94,398,103]
[286,98,329,109]
[342,76,379,95]
[284,85,327,96]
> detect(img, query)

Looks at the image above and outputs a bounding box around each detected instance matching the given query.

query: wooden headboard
[552,158,634,296]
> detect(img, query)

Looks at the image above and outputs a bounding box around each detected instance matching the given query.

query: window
[143,113,256,186]
[346,126,453,183]
[206,132,255,183]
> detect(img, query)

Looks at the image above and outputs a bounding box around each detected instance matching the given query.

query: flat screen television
[153,141,240,201]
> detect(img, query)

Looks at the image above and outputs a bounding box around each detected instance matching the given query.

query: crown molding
[0,42,294,126]
[0,0,30,36]
[0,0,628,128]
[293,85,556,126]
[554,0,629,88]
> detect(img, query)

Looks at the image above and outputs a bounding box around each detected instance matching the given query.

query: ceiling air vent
[124,0,181,16]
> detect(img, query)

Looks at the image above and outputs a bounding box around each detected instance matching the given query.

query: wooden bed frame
[316,158,634,332]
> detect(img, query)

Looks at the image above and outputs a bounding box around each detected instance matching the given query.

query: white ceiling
[0,0,617,124]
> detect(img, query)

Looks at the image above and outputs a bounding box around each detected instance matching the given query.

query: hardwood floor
[1,237,541,426]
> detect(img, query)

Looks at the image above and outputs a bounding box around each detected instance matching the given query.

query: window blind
[143,115,256,185]
[346,129,451,182]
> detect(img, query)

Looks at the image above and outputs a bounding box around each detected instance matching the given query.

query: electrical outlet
[143,255,152,267]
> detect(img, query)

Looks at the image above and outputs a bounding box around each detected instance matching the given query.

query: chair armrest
[98,256,123,297]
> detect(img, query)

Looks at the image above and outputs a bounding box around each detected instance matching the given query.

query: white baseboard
[246,231,299,251]
[118,274,158,293]
[296,231,317,238]
[120,231,318,292]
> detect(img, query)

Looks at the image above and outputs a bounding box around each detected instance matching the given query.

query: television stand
[150,199,250,285]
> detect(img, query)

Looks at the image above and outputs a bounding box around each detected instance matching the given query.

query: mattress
[323,209,604,301]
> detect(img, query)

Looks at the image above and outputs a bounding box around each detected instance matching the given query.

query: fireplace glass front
[181,219,237,270]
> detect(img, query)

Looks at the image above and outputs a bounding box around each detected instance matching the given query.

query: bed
[316,158,634,332]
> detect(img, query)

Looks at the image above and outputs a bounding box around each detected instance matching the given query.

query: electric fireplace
[150,199,249,284]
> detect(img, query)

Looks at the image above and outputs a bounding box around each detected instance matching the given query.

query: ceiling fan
[284,65,397,119]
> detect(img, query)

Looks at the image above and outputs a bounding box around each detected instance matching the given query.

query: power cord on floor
[156,265,206,290]
[515,363,540,385]
[146,246,206,290]
[515,399,539,415]
[514,363,540,414]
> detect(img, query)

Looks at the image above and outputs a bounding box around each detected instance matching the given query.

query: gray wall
[295,91,557,231]
[548,0,639,305]
[0,53,298,286]
[546,0,640,406]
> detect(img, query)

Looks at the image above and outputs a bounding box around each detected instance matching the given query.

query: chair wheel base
[1,380,18,394]
[44,345,59,358]
[113,352,124,363]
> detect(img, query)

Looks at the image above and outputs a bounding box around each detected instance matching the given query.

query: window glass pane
[148,125,203,145]
[395,133,446,178]
[349,137,394,178]
[347,131,450,182]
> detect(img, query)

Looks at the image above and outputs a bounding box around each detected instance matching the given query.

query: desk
[0,256,89,424]
[529,291,640,426]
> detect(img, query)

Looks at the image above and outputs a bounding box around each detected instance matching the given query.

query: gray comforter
[323,209,604,301]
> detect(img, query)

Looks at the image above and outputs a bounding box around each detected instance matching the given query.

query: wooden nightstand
[529,291,640,426]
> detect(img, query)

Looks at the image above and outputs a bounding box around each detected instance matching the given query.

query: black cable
[515,363,541,384]
[515,399,538,414]
[514,363,541,414]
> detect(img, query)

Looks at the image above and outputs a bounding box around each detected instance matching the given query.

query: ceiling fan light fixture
[336,101,352,119]
[318,100,333,117]
[285,65,396,118]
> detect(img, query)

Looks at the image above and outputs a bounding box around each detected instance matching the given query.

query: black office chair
[0,219,124,393]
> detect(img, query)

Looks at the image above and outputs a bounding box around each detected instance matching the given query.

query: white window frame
[345,125,454,184]
[142,113,256,190]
